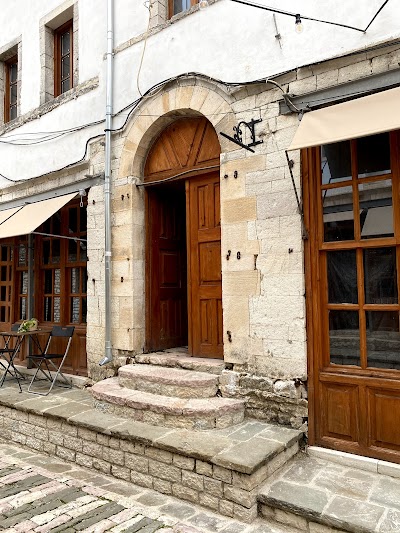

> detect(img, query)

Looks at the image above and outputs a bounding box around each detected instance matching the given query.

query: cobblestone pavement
[0,439,301,533]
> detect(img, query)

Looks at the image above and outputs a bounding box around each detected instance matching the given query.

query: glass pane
[321,142,352,185]
[82,297,87,323]
[44,297,52,321]
[7,285,11,302]
[61,56,70,79]
[329,310,360,366]
[71,297,80,323]
[1,246,8,262]
[53,212,61,235]
[71,268,80,293]
[1,266,6,281]
[68,239,77,262]
[80,242,87,262]
[10,105,17,120]
[0,307,5,322]
[52,239,60,264]
[80,208,87,232]
[18,244,26,266]
[173,0,191,14]
[357,133,391,178]
[322,185,354,242]
[82,268,87,293]
[43,241,50,265]
[364,247,397,304]
[0,287,5,301]
[21,271,28,294]
[10,85,17,102]
[54,269,61,294]
[69,207,78,233]
[20,297,26,320]
[44,270,52,294]
[53,297,61,323]
[359,179,393,239]
[61,78,70,94]
[10,63,17,83]
[327,250,358,304]
[61,30,70,55]
[366,311,400,369]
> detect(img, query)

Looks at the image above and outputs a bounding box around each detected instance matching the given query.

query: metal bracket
[220,117,263,153]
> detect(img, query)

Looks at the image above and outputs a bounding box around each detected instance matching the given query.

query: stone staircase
[91,351,245,431]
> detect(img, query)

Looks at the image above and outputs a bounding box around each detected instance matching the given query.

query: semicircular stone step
[118,364,219,399]
[91,377,245,430]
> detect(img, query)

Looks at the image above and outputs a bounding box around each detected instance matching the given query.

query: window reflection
[322,186,354,241]
[321,142,352,185]
[359,180,393,239]
[329,310,360,366]
[358,133,391,178]
[327,250,358,304]
[366,311,400,369]
[364,248,397,305]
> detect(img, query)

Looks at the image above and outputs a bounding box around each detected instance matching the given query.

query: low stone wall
[0,401,300,523]
[220,370,308,430]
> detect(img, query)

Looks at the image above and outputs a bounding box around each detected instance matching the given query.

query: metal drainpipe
[99,0,114,366]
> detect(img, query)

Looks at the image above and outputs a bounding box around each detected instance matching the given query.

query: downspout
[99,0,114,366]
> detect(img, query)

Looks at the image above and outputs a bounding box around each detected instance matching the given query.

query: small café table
[0,329,51,392]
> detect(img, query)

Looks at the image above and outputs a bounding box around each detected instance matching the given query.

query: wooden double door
[145,117,223,358]
[305,130,400,463]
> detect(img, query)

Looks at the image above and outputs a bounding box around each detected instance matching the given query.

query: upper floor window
[54,20,73,97]
[5,56,18,122]
[169,0,197,17]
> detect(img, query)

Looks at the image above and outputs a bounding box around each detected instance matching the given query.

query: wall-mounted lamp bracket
[234,118,263,148]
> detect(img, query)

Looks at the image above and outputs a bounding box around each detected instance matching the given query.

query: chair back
[51,326,75,338]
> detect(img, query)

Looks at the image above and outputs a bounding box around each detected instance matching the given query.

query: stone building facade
[0,0,400,464]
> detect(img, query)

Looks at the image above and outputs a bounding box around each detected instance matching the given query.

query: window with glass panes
[54,20,73,96]
[0,244,14,324]
[5,55,17,122]
[38,199,87,326]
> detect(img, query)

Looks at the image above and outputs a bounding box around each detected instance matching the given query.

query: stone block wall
[0,404,298,522]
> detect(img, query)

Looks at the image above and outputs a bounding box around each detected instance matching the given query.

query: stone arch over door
[144,116,223,358]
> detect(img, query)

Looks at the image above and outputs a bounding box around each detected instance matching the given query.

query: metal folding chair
[27,326,75,396]
[0,323,25,391]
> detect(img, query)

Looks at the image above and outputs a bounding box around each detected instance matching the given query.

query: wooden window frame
[4,55,18,123]
[168,0,198,19]
[54,20,73,97]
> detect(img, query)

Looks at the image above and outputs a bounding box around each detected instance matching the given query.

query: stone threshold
[258,451,400,533]
[308,445,400,479]
[0,382,303,523]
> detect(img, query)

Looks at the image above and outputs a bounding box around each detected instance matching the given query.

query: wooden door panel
[368,387,400,450]
[320,381,360,442]
[188,173,223,358]
[147,186,188,351]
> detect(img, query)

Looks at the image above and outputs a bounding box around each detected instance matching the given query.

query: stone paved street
[0,439,302,533]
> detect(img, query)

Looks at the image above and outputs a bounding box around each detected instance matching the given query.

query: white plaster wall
[0,0,398,184]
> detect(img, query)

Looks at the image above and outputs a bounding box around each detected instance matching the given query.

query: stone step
[133,351,225,375]
[258,452,400,533]
[118,364,219,398]
[91,377,244,430]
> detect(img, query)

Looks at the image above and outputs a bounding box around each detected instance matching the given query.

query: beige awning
[0,193,77,239]
[288,86,400,151]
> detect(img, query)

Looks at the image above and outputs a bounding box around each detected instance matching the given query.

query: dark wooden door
[304,130,400,463]
[147,185,188,351]
[188,173,223,358]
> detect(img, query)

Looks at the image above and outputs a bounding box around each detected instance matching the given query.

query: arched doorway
[144,117,223,358]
